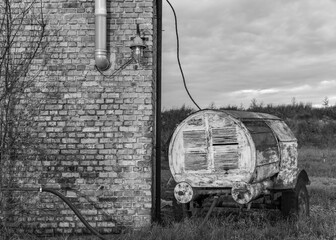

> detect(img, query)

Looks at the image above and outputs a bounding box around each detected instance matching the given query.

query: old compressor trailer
[169,109,310,218]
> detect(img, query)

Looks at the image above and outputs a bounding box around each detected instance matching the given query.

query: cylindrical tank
[169,110,297,189]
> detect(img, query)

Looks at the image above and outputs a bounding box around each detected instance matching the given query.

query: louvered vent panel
[183,130,206,148]
[214,145,239,169]
[212,127,237,145]
[184,152,208,171]
[183,130,207,171]
[212,126,239,170]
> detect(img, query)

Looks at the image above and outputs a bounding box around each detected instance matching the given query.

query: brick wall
[4,0,157,235]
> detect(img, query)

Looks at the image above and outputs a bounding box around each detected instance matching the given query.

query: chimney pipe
[95,0,110,71]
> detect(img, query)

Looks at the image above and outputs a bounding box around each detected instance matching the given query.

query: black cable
[43,188,108,240]
[2,187,110,240]
[165,0,201,111]
[95,57,134,78]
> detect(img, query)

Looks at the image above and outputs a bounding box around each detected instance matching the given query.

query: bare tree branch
[0,0,49,194]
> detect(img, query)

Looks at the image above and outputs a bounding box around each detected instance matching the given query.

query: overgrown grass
[2,148,336,240]
[5,206,336,240]
[145,147,336,240]
[120,208,336,240]
[298,147,336,178]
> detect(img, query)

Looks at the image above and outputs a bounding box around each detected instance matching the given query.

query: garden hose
[1,187,111,240]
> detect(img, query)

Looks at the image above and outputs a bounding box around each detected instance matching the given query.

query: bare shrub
[0,0,50,235]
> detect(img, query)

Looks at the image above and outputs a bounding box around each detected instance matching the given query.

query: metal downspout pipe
[95,0,110,71]
[154,0,162,223]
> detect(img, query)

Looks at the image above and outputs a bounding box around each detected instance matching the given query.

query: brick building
[1,0,160,235]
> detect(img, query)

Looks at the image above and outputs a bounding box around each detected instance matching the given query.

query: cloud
[231,88,280,96]
[319,80,336,88]
[162,0,336,109]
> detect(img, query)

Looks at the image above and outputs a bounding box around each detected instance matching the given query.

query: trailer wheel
[281,179,309,218]
[296,180,309,216]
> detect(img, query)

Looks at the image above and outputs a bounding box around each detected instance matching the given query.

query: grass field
[298,147,336,178]
[154,147,336,240]
[1,148,336,240]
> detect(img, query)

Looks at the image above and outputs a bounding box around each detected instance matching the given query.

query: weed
[298,147,336,178]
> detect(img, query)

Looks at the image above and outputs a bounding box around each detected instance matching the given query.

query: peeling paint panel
[280,142,297,169]
[185,151,208,171]
[186,116,204,127]
[255,163,280,182]
[242,121,280,166]
[225,110,280,120]
[231,180,273,204]
[252,132,277,146]
[266,120,296,141]
[183,129,208,171]
[169,110,260,187]
[208,113,232,127]
[212,127,237,145]
[211,125,239,170]
[256,147,279,165]
[183,130,206,148]
[274,141,298,188]
[170,109,301,199]
[214,145,239,170]
[244,125,269,134]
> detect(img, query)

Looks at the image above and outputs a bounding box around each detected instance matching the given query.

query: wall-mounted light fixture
[130,24,146,63]
[95,16,147,76]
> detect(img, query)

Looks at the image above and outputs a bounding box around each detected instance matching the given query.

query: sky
[162,0,336,110]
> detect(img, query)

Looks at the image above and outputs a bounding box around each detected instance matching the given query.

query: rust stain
[169,110,298,192]
[174,182,194,203]
[274,141,298,187]
[266,120,296,141]
[231,180,273,204]
[187,117,203,127]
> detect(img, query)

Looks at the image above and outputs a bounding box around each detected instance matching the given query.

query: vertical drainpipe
[95,0,110,71]
[153,0,162,223]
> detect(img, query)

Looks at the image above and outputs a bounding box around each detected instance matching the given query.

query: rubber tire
[281,180,309,218]
[296,181,310,217]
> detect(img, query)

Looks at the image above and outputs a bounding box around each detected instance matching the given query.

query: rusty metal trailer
[169,109,310,218]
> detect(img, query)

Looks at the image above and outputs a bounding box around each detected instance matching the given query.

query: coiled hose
[1,187,110,240]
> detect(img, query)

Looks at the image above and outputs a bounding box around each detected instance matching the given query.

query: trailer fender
[272,169,310,190]
[294,169,310,189]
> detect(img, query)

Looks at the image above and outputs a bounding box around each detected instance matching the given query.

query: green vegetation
[161,103,336,151]
[161,105,194,157]
[154,104,336,240]
[299,147,336,178]
[120,211,336,240]
[2,104,336,239]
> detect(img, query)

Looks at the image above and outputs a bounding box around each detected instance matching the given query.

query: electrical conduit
[3,187,110,240]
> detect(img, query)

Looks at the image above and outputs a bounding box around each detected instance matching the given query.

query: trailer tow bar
[201,196,219,227]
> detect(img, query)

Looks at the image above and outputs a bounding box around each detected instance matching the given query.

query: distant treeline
[161,103,336,152]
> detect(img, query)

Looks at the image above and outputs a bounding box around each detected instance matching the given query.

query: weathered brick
[9,0,155,233]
